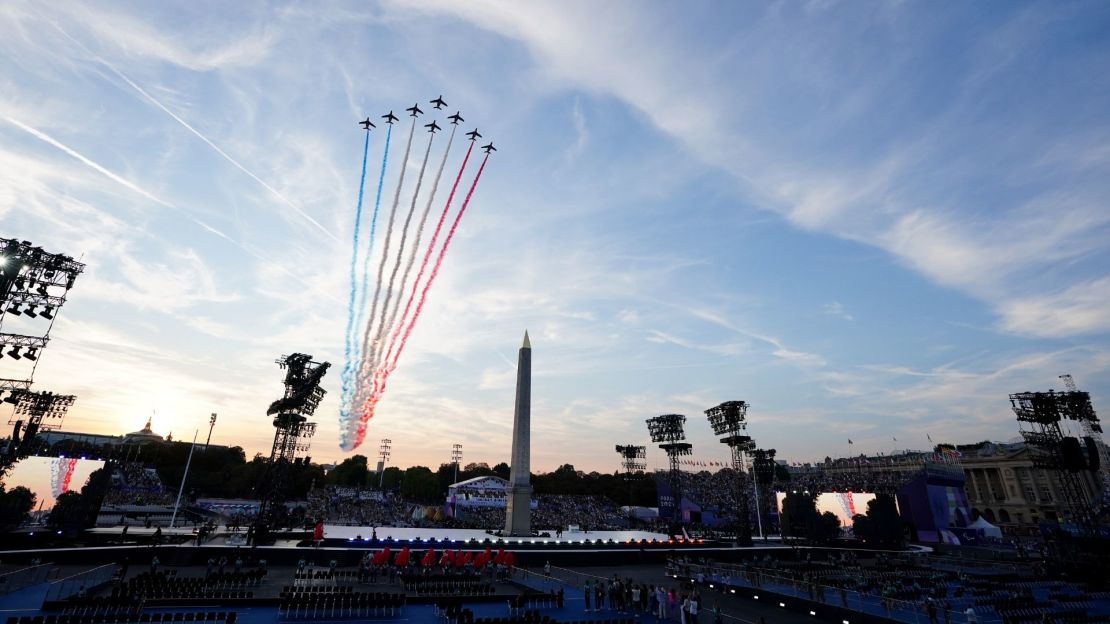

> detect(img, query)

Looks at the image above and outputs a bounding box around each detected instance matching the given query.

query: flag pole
[171,430,199,528]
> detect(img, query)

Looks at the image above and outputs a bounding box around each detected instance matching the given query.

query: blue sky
[1,1,1109,473]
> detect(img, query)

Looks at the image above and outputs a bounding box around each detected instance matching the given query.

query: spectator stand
[672,554,1110,624]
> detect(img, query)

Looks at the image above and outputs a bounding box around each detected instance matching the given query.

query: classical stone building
[958,441,1102,528]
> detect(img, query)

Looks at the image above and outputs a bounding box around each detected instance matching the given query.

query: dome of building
[123,417,164,444]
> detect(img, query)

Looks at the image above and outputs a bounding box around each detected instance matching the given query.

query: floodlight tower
[255,353,330,536]
[615,444,647,507]
[451,443,463,484]
[4,390,76,456]
[1060,374,1110,502]
[646,414,692,524]
[705,400,755,546]
[0,238,84,458]
[1011,390,1099,534]
[378,438,392,487]
[750,448,777,540]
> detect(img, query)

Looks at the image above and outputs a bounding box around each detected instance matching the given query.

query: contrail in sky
[50,22,338,242]
[3,114,337,300]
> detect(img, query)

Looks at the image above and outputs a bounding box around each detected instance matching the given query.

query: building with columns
[958,441,1102,529]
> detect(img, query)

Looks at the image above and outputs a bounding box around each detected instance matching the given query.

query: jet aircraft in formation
[360,99,496,153]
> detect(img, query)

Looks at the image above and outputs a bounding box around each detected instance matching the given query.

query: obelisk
[504,330,532,536]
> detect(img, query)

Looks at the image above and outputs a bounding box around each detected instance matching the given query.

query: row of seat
[510,594,562,610]
[135,591,254,602]
[279,585,354,596]
[6,613,235,624]
[412,584,495,597]
[61,597,143,617]
[278,594,406,620]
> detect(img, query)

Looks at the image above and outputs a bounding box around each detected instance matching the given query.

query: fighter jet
[481,143,497,154]
[382,111,399,124]
[430,95,448,110]
[425,120,442,134]
[406,103,424,117]
[447,112,464,125]
[465,129,482,141]
[359,117,375,130]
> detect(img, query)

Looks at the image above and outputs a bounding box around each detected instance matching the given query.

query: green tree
[811,511,842,542]
[47,465,112,530]
[780,491,818,540]
[0,485,36,529]
[400,466,440,502]
[380,466,402,490]
[492,462,510,480]
[329,455,370,487]
[852,493,903,546]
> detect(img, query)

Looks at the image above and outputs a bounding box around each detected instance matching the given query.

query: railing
[675,561,1003,624]
[0,563,53,595]
[517,564,609,592]
[44,564,118,603]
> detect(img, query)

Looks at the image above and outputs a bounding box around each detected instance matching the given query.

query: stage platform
[322,525,672,545]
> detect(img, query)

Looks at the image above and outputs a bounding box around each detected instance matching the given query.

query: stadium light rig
[706,400,756,546]
[1,238,84,458]
[615,444,647,468]
[646,414,693,525]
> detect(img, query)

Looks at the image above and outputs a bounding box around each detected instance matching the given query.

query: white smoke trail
[373,126,450,374]
[379,124,456,368]
[364,127,435,379]
[351,117,417,436]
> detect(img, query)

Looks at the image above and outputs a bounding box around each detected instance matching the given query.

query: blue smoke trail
[338,131,371,438]
[353,118,416,427]
[340,125,392,448]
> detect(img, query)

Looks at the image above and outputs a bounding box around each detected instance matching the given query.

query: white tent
[968,516,1003,538]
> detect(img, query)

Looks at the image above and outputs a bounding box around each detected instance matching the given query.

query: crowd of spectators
[300,486,628,533]
[670,549,1109,624]
[786,466,911,494]
[306,486,415,527]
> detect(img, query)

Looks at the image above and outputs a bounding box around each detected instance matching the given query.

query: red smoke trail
[61,458,77,494]
[380,142,475,371]
[352,153,490,449]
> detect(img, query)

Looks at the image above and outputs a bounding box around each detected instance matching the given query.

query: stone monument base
[504,484,533,536]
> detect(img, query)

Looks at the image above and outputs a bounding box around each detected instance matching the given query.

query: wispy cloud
[821,301,853,321]
[2,1,1108,472]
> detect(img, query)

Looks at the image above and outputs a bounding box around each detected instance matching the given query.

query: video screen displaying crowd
[101,462,173,506]
[299,486,627,532]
